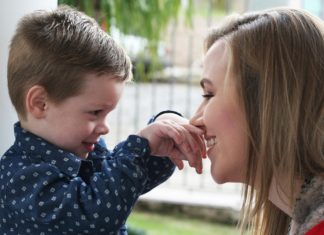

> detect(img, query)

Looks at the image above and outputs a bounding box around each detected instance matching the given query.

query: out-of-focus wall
[0,0,57,155]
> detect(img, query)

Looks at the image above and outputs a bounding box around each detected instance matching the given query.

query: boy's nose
[96,122,109,135]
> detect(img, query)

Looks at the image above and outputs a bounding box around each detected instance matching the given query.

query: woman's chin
[211,170,228,184]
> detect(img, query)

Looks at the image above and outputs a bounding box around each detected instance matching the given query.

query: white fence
[105,83,243,211]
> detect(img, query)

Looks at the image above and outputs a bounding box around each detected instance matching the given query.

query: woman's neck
[268,176,303,217]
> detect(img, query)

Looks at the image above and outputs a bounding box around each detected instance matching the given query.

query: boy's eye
[89,110,101,116]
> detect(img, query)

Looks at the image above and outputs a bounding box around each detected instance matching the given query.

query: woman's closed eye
[202,92,214,100]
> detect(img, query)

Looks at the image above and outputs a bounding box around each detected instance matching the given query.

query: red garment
[305,221,324,235]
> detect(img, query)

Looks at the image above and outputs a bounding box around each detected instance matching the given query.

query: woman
[190,8,324,235]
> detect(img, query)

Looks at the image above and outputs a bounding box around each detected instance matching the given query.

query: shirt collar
[13,122,84,177]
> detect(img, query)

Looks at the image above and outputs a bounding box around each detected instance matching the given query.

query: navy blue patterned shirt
[0,123,175,235]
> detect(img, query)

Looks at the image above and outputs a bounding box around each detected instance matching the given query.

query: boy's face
[42,73,124,158]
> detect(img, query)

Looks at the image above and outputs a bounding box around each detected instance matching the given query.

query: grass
[127,210,241,235]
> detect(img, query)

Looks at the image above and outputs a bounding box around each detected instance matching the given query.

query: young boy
[0,6,205,235]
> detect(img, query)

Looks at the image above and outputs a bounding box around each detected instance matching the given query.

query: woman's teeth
[206,138,216,147]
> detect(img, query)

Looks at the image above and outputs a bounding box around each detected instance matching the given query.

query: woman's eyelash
[202,93,214,99]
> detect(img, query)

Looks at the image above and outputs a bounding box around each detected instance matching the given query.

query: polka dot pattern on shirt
[0,123,175,234]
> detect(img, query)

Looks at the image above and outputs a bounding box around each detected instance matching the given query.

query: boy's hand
[138,115,206,174]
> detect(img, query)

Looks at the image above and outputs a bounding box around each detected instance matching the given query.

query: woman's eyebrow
[200,78,213,88]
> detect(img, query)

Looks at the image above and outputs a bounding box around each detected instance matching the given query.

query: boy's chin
[72,150,89,159]
[79,152,89,159]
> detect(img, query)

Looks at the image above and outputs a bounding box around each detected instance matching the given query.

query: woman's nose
[189,107,204,128]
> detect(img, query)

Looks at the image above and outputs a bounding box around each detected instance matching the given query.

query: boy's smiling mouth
[82,141,96,152]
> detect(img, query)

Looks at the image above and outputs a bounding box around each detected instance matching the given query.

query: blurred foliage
[58,0,226,81]
[58,0,188,55]
[128,225,147,235]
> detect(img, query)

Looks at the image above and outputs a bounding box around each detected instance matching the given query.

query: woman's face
[190,40,249,184]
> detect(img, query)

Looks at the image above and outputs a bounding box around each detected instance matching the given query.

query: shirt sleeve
[112,135,175,194]
[3,135,173,234]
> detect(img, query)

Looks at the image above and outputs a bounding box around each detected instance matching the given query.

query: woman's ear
[25,85,49,119]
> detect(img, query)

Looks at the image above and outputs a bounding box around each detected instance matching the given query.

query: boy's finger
[180,124,206,157]
[170,158,184,170]
[193,134,207,158]
[157,123,184,145]
[195,155,203,174]
[157,121,203,170]
[182,123,205,135]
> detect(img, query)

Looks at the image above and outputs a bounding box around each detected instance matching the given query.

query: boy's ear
[25,85,49,119]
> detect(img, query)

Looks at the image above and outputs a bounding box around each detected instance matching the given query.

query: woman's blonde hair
[205,8,324,235]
